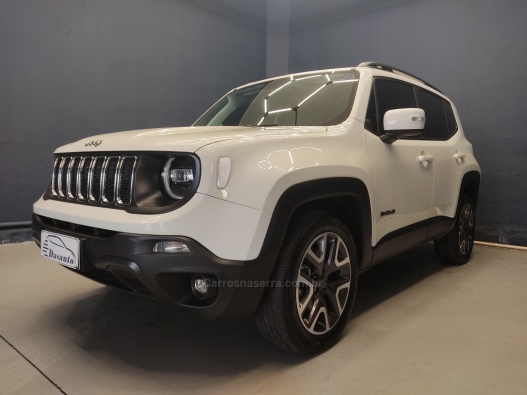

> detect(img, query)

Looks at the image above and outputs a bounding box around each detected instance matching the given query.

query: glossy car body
[33,63,481,319]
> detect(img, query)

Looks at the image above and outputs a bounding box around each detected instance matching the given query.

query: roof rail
[357,62,443,94]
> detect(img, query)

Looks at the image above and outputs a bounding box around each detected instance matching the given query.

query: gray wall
[266,0,290,77]
[2,0,527,246]
[0,0,266,223]
[289,0,527,245]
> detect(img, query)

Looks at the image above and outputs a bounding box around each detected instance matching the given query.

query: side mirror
[380,108,425,144]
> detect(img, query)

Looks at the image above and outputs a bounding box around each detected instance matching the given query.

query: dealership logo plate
[41,230,80,270]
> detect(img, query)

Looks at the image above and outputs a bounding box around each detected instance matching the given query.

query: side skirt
[367,216,455,268]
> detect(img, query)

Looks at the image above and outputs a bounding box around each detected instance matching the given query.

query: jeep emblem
[85,140,103,147]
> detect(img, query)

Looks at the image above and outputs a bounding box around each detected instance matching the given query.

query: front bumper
[33,214,278,319]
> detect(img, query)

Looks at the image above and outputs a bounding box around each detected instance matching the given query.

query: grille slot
[58,157,71,198]
[78,157,93,201]
[119,274,151,296]
[51,158,61,197]
[88,157,106,202]
[116,157,137,206]
[101,157,120,204]
[67,157,81,199]
[79,266,129,291]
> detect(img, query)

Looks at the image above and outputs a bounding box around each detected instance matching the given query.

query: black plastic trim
[33,213,279,319]
[262,177,373,270]
[372,216,455,264]
[458,170,481,207]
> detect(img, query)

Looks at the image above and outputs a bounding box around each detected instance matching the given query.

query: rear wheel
[434,195,475,265]
[255,211,358,353]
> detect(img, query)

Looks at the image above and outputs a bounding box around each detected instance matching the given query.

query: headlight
[162,157,196,200]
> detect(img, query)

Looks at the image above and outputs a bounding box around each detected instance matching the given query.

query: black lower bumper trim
[32,214,278,319]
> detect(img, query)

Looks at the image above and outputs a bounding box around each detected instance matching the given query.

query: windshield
[194,70,360,127]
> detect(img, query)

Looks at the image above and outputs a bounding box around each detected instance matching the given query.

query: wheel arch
[460,171,481,208]
[261,177,373,270]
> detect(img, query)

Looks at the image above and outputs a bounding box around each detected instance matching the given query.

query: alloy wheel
[295,232,352,335]
[459,203,475,255]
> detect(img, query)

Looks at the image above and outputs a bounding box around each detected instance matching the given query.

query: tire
[434,194,476,265]
[254,210,359,353]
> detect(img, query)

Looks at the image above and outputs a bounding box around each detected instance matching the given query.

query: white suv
[33,62,480,353]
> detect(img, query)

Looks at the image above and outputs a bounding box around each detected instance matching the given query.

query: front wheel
[434,195,476,265]
[255,211,358,353]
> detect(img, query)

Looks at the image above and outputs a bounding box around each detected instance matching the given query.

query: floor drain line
[0,334,67,395]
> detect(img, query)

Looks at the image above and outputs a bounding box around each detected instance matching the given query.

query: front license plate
[41,230,80,270]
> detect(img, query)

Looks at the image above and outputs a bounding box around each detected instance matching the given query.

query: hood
[55,125,328,154]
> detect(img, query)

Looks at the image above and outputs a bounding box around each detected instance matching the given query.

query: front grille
[50,155,137,207]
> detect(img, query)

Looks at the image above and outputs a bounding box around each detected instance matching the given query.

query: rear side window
[417,88,449,139]
[443,100,458,136]
[375,79,416,134]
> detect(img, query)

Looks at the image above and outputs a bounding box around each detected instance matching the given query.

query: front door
[364,78,434,259]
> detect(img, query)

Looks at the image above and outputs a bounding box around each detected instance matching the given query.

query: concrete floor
[0,242,526,395]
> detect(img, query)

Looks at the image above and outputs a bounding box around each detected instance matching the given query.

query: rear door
[364,78,435,249]
[417,90,467,220]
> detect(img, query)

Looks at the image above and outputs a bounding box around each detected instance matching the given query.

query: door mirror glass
[380,108,425,144]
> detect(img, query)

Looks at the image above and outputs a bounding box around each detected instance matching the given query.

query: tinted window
[365,88,378,134]
[194,70,360,127]
[443,100,458,136]
[417,89,449,139]
[375,79,416,133]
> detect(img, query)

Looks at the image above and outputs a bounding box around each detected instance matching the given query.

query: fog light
[191,274,217,300]
[152,241,191,253]
[194,278,208,295]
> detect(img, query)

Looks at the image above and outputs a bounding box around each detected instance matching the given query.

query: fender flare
[260,177,373,269]
[458,170,481,207]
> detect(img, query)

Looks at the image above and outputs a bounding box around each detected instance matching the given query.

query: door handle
[418,154,434,168]
[418,155,434,163]
[453,153,466,160]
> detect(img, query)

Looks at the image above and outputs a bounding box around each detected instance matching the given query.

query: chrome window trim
[88,156,106,202]
[57,157,68,198]
[116,156,137,206]
[101,156,120,204]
